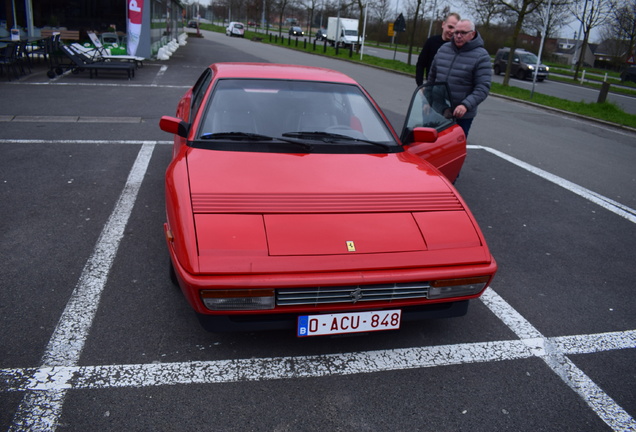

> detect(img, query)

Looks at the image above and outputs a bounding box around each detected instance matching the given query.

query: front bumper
[196,300,470,332]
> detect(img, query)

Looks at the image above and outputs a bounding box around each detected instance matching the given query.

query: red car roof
[210,63,359,84]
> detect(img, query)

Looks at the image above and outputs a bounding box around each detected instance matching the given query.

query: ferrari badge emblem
[350,288,363,303]
[346,241,356,252]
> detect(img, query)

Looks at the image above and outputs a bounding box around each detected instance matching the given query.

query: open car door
[400,83,466,183]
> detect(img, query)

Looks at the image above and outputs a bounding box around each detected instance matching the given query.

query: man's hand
[453,104,468,118]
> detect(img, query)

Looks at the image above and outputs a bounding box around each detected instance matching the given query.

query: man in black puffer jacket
[427,19,491,138]
[415,12,460,86]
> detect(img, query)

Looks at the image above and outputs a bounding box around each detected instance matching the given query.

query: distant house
[517,33,558,55]
[593,39,632,69]
[553,38,595,66]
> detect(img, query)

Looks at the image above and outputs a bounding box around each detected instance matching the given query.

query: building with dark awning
[1,0,184,59]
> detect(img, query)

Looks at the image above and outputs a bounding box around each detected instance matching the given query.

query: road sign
[394,13,406,33]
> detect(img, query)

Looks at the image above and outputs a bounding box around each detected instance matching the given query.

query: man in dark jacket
[427,19,491,138]
[415,13,460,86]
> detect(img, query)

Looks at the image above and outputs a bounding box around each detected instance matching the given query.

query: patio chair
[100,32,120,45]
[58,45,135,79]
[16,40,32,74]
[0,43,21,80]
[88,32,144,67]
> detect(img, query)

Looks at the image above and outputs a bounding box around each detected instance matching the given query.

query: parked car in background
[620,65,636,83]
[315,28,327,41]
[289,26,304,36]
[493,48,549,81]
[158,63,497,334]
[226,22,245,37]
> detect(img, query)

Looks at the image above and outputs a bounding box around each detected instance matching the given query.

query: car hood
[185,150,488,273]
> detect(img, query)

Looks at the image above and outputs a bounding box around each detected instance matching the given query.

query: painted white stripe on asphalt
[480,289,636,431]
[152,65,168,86]
[5,81,190,89]
[0,139,171,145]
[2,143,634,431]
[1,330,634,392]
[9,143,156,431]
[468,145,636,223]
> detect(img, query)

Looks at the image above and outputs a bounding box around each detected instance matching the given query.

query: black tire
[516,69,526,80]
[493,65,501,75]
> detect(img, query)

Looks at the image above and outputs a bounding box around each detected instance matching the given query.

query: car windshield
[195,78,399,153]
[234,23,244,29]
[520,53,538,63]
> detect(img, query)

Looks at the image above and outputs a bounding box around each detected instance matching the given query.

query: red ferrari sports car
[160,63,496,335]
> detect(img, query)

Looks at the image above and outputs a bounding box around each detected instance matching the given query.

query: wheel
[493,65,501,75]
[55,67,63,75]
[47,70,56,78]
[516,69,526,80]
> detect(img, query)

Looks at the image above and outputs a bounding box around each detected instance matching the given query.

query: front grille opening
[277,282,430,306]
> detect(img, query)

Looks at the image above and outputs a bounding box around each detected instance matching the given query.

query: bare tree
[570,0,611,79]
[301,0,320,33]
[405,0,427,64]
[373,0,393,23]
[524,0,573,36]
[607,0,636,64]
[498,0,546,86]
[275,0,293,36]
[463,0,508,28]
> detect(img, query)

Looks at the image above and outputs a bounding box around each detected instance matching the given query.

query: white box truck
[326,17,361,47]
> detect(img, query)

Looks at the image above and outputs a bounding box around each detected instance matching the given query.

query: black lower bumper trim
[196,300,470,333]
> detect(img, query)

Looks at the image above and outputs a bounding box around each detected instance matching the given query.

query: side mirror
[159,116,190,138]
[412,127,438,143]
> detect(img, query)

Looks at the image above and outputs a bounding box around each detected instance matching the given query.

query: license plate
[297,310,401,337]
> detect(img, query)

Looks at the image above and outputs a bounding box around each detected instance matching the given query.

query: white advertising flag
[127,0,144,56]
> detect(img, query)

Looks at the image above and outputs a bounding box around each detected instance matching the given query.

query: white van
[226,22,245,38]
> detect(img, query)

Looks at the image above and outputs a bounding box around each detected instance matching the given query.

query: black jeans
[456,118,474,138]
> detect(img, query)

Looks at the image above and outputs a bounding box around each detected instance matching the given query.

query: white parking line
[3,142,635,431]
[481,289,636,431]
[469,145,636,223]
[152,65,168,86]
[0,139,171,145]
[9,142,156,431]
[1,330,634,392]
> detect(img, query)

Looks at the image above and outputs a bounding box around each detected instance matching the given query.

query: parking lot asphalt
[1,31,635,431]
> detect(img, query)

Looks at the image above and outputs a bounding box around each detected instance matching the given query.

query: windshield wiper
[200,132,274,141]
[282,131,392,151]
[199,132,313,152]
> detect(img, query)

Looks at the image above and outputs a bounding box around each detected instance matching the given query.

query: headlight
[428,276,490,299]
[545,66,550,71]
[528,65,535,70]
[201,289,275,311]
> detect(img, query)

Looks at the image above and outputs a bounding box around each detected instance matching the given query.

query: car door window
[401,82,454,141]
